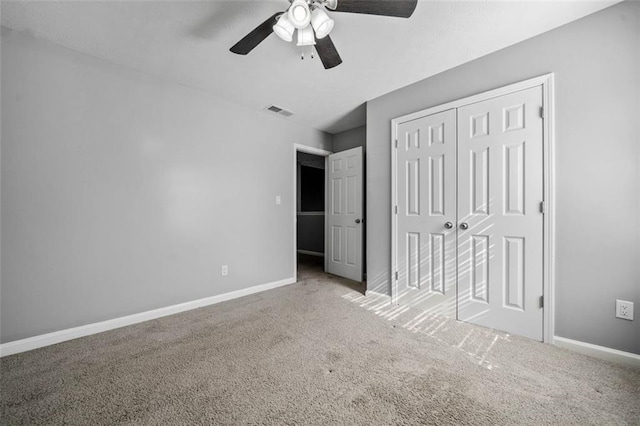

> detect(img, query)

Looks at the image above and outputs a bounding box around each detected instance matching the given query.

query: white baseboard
[554,336,640,368]
[0,277,296,358]
[297,249,324,257]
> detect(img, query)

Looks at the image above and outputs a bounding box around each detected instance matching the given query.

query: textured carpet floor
[1,259,639,425]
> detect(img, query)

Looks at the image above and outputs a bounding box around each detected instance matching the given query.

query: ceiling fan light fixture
[288,0,312,29]
[230,0,418,69]
[273,13,295,42]
[324,0,338,11]
[296,26,316,46]
[310,8,334,39]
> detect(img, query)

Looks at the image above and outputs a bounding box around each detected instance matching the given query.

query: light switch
[276,195,281,205]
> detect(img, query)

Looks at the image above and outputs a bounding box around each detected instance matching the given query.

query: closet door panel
[457,86,544,341]
[395,109,457,314]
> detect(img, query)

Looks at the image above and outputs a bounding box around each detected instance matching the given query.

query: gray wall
[1,28,331,343]
[332,126,366,153]
[296,215,324,254]
[366,2,639,354]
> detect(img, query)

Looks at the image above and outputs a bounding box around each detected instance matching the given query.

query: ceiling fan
[230,0,418,69]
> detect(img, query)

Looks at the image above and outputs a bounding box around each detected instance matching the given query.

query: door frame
[390,73,555,343]
[293,144,332,282]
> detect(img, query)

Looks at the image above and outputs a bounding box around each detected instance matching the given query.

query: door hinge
[539,201,545,214]
[540,295,544,308]
[395,205,398,214]
[395,271,399,281]
[539,106,544,119]
[395,139,398,148]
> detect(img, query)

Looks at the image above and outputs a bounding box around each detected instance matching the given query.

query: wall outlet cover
[615,300,634,321]
[221,265,229,276]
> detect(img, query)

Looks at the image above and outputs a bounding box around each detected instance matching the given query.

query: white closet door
[457,86,544,341]
[327,147,363,282]
[396,109,457,314]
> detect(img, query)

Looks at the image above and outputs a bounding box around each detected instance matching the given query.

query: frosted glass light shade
[297,26,316,46]
[288,0,311,29]
[311,8,334,39]
[273,14,295,42]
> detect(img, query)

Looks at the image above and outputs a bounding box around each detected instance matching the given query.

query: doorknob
[459,222,469,230]
[355,219,361,224]
[444,222,453,229]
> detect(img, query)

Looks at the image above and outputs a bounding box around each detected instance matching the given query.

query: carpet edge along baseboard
[0,277,296,357]
[553,336,640,368]
[3,279,639,370]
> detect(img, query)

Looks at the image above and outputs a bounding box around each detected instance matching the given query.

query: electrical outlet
[221,265,228,277]
[615,300,634,321]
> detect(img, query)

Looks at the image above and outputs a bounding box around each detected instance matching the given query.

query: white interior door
[457,86,544,341]
[395,110,457,314]
[327,147,363,282]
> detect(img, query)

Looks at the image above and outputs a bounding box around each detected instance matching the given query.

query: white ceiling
[1,0,618,134]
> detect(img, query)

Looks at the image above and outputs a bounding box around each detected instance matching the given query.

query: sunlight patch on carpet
[342,290,510,370]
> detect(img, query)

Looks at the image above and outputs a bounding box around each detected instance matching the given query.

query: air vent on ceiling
[264,105,294,118]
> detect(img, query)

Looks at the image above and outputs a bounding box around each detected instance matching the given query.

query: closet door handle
[444,222,453,229]
[459,222,469,230]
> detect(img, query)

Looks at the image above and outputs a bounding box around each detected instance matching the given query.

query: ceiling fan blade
[315,35,343,69]
[230,12,281,55]
[329,0,417,18]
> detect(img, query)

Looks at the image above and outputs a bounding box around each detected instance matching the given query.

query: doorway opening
[296,150,327,276]
[293,144,365,286]
[293,145,331,282]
